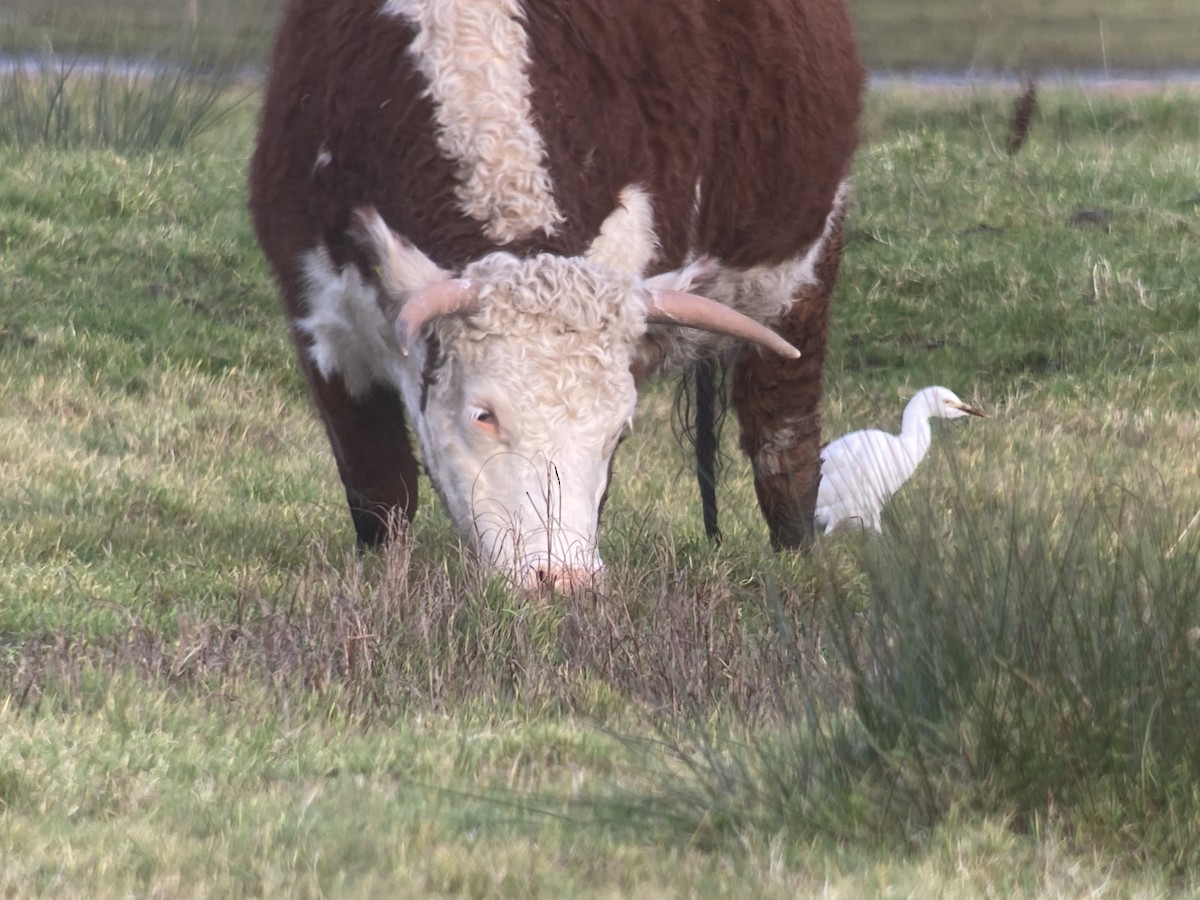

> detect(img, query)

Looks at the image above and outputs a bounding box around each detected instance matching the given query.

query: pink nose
[519,562,604,594]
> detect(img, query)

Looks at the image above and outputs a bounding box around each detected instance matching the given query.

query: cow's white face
[300,202,796,591]
[408,252,643,589]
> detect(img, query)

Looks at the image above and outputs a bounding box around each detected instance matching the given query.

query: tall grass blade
[0,41,242,152]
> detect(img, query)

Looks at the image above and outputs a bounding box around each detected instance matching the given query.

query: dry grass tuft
[3,532,842,723]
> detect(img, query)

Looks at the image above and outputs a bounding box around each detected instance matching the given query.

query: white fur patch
[585,185,659,276]
[312,145,332,174]
[653,179,851,366]
[409,252,645,579]
[356,206,450,299]
[381,0,563,244]
[731,179,851,324]
[298,240,642,582]
[788,180,851,300]
[295,247,412,398]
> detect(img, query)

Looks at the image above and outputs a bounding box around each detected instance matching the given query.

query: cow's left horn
[645,290,801,359]
[351,206,482,353]
[396,279,481,353]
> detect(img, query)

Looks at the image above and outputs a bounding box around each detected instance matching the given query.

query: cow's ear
[352,206,450,302]
[585,186,658,276]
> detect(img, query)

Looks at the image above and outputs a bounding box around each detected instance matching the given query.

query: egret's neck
[899,403,934,463]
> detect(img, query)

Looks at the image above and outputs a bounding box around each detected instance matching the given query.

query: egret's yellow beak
[949,400,988,418]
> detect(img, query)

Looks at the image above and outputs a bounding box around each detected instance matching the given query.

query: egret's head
[918,386,987,421]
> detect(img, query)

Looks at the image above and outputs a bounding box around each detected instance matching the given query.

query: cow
[248,0,864,590]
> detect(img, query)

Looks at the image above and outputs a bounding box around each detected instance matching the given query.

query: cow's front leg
[307,371,420,548]
[732,220,845,549]
[732,309,828,548]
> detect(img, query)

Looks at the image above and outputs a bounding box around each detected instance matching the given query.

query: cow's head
[353,206,797,591]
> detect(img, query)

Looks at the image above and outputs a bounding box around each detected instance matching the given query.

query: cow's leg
[271,256,421,548]
[307,370,420,548]
[732,214,846,550]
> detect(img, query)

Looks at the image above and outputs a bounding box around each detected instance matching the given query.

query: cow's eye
[470,406,500,436]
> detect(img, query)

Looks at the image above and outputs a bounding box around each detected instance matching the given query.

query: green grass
[3,84,1200,894]
[4,0,1200,71]
[1,0,281,65]
[0,59,248,152]
[855,0,1200,71]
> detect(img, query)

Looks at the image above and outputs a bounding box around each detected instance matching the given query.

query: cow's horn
[395,279,481,354]
[645,290,801,359]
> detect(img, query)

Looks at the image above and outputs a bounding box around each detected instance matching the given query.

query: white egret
[815,386,986,535]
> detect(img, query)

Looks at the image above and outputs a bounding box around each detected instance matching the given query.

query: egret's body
[815,386,985,535]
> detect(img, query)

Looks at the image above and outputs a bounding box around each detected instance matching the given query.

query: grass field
[3,0,1200,71]
[3,24,1200,899]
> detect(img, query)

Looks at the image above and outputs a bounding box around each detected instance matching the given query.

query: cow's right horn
[645,290,801,359]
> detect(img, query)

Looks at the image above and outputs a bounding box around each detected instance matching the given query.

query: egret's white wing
[816,385,984,537]
[816,429,909,533]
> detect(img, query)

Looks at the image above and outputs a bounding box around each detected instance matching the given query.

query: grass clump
[5,531,831,724]
[0,44,247,152]
[602,467,1200,879]
[833,471,1200,868]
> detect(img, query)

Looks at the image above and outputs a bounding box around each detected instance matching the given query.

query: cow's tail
[672,357,729,544]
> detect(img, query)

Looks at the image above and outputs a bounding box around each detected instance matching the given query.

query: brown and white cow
[249,0,863,589]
